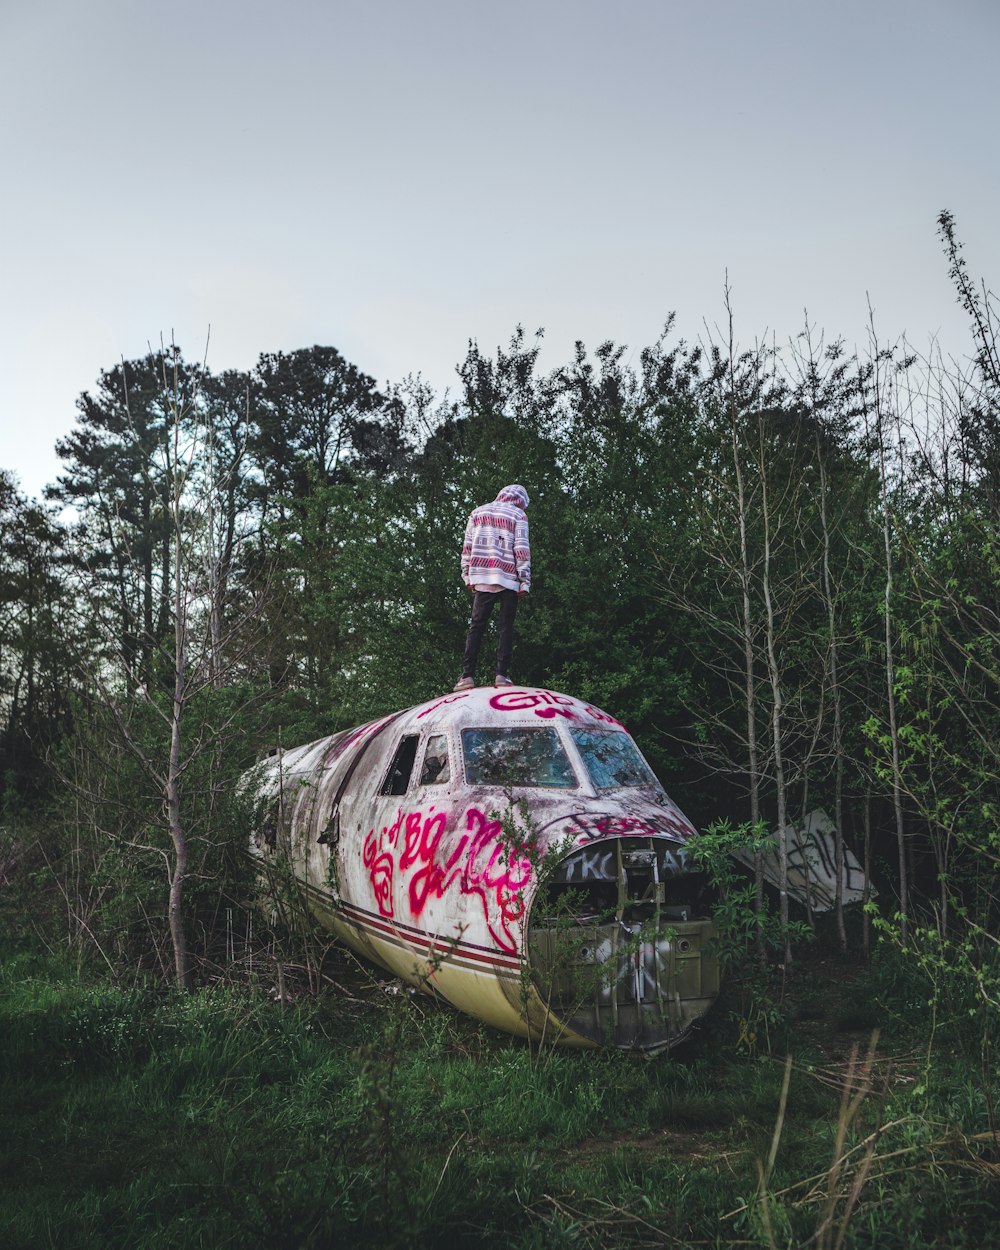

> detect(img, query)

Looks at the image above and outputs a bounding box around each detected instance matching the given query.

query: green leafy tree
[0,472,83,805]
[49,347,200,688]
[250,345,387,507]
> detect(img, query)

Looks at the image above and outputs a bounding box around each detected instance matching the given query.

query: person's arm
[514,515,531,593]
[461,514,474,587]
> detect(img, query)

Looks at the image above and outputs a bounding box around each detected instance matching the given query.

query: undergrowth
[1,941,997,1249]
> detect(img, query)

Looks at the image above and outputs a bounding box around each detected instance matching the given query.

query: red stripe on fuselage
[335,898,523,973]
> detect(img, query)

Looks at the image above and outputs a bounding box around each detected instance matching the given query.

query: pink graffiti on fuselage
[362,834,395,916]
[488,688,626,729]
[560,810,697,842]
[361,805,533,953]
[489,689,577,719]
[581,705,626,729]
[459,807,533,952]
[416,692,472,720]
[325,715,394,765]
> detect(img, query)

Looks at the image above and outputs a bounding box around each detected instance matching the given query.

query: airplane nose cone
[526,834,719,1051]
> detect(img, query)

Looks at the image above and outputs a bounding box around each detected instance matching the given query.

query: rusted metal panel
[733,808,872,912]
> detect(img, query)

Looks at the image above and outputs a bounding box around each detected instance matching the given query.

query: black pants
[462,589,518,679]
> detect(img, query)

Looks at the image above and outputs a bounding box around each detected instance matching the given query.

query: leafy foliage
[0,217,997,1054]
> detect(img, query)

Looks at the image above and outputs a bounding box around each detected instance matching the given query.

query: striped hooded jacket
[461,484,531,593]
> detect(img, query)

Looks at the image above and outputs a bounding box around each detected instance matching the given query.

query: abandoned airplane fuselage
[247,685,719,1052]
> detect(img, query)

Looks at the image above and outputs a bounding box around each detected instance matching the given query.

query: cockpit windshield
[570,729,656,788]
[461,728,577,788]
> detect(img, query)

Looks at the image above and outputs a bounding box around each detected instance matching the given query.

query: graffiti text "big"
[362,806,534,954]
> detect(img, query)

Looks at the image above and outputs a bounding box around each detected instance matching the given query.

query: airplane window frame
[379,734,420,796]
[569,728,657,789]
[461,727,578,789]
[418,733,451,786]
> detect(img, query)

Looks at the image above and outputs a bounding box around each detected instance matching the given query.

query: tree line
[1,214,997,1011]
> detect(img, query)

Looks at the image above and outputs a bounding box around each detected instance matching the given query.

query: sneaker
[453,676,474,691]
[494,674,514,687]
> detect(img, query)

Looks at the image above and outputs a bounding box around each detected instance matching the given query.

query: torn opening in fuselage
[527,836,719,1052]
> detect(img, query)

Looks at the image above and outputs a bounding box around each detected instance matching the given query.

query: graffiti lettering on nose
[586,938,682,1004]
[563,848,616,881]
[489,689,577,718]
[581,706,625,728]
[362,806,533,953]
[557,843,691,882]
[565,811,697,842]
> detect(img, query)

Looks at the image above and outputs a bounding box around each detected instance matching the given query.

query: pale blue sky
[2,0,998,498]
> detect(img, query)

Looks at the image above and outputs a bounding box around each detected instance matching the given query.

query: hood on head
[496,484,529,509]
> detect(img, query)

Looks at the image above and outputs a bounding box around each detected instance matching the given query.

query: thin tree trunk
[865,323,909,944]
[760,463,791,966]
[862,786,873,961]
[167,388,191,989]
[725,293,765,963]
[877,421,909,944]
[817,433,847,952]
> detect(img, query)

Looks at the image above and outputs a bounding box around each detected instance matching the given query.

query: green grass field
[1,944,996,1250]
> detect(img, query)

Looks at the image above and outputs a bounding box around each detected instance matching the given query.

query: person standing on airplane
[453,484,531,690]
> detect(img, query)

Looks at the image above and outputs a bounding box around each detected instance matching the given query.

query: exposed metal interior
[527,837,720,1051]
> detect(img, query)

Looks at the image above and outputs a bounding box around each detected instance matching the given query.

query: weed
[1,950,996,1249]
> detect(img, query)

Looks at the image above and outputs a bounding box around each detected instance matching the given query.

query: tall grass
[1,947,996,1249]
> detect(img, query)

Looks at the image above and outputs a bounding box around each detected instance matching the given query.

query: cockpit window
[419,734,451,785]
[462,728,577,788]
[570,729,656,788]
